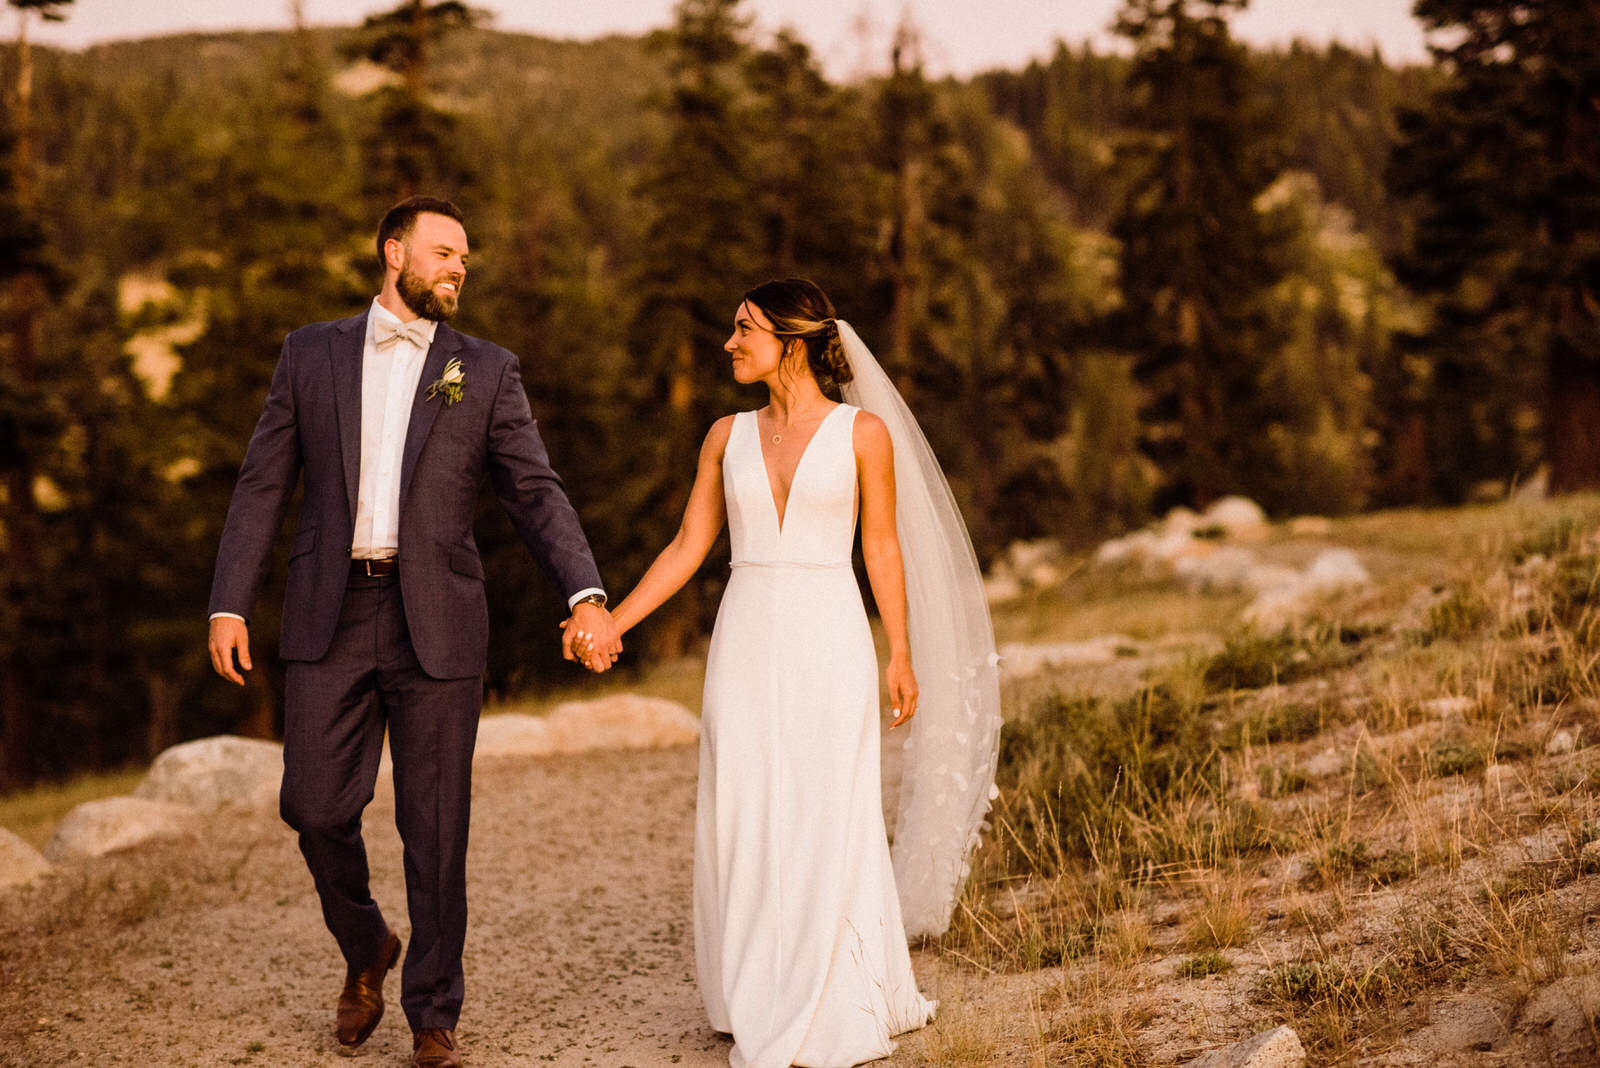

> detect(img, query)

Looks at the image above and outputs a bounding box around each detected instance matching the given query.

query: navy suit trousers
[279,571,481,1031]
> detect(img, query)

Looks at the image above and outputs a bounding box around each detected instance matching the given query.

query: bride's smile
[724,300,789,384]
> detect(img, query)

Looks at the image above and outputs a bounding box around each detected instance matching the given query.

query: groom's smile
[394,212,470,322]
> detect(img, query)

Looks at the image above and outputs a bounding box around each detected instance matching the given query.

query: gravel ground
[0,746,950,1068]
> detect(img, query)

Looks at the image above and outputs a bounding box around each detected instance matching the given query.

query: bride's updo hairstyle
[743,278,853,396]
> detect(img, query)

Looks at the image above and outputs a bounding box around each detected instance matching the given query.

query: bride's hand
[559,618,611,673]
[559,617,583,663]
[887,657,918,729]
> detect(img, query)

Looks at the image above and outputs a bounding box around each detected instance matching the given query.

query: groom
[207,196,620,1067]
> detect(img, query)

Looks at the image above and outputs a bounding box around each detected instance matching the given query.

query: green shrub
[1548,553,1600,629]
[1260,960,1342,1003]
[1202,631,1351,693]
[1256,764,1312,797]
[1426,588,1493,642]
[1514,517,1586,563]
[990,683,1255,879]
[1222,701,1326,749]
[1429,734,1486,777]
[1324,839,1370,876]
[1203,634,1305,690]
[1177,951,1232,978]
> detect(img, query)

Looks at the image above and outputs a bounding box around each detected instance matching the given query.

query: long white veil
[837,320,1003,939]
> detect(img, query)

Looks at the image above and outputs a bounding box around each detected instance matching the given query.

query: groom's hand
[566,602,622,672]
[208,617,253,685]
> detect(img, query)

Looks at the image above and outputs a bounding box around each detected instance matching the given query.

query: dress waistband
[730,559,851,571]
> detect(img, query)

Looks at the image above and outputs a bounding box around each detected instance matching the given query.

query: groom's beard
[397,260,461,322]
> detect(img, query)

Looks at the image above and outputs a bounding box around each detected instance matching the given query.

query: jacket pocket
[448,543,484,581]
[290,526,318,560]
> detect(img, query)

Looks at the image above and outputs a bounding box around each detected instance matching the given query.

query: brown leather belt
[350,557,398,578]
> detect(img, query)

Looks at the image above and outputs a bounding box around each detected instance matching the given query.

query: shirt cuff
[566,587,606,611]
[209,612,247,623]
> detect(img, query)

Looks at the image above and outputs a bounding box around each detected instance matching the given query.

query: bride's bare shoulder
[700,414,738,461]
[851,409,892,460]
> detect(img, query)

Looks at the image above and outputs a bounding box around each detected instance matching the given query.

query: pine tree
[858,25,1104,554]
[1387,0,1600,496]
[1111,0,1293,509]
[344,0,482,204]
[978,43,1135,230]
[873,23,938,379]
[613,0,757,657]
[953,89,1104,546]
[0,109,51,787]
[157,34,367,745]
[741,30,868,283]
[1,0,73,787]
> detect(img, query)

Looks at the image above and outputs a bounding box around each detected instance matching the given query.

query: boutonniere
[425,357,465,406]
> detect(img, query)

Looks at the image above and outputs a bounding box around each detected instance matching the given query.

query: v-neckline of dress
[757,404,845,537]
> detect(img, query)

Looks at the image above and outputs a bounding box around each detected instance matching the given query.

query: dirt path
[0,746,964,1068]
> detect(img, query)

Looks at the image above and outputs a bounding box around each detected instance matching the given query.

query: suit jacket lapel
[400,323,463,503]
[330,312,367,525]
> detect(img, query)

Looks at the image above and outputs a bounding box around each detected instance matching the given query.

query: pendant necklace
[769,404,823,445]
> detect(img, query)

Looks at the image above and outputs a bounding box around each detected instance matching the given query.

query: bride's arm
[856,412,919,728]
[608,416,734,637]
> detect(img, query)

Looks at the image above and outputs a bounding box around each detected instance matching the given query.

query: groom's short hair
[377,196,466,269]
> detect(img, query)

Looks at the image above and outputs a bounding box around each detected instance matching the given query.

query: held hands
[887,656,918,729]
[208,617,252,686]
[560,601,623,673]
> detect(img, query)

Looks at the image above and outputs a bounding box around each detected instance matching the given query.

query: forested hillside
[2,0,1594,786]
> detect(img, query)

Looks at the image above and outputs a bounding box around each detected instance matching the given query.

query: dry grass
[939,493,1600,1063]
[991,577,1248,645]
[0,768,146,850]
[1035,967,1155,1067]
[1181,868,1254,951]
[913,993,1000,1067]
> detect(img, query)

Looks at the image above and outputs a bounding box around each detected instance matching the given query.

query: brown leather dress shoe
[334,928,401,1049]
[412,1027,462,1067]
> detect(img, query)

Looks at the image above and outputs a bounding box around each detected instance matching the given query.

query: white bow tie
[374,319,430,350]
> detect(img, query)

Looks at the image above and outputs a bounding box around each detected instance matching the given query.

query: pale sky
[22,0,1433,77]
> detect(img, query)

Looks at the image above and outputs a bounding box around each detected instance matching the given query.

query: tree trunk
[886,30,924,388]
[964,282,997,551]
[1388,411,1432,504]
[241,682,277,740]
[651,334,699,658]
[145,672,178,760]
[405,0,426,101]
[1545,342,1600,494]
[11,8,32,206]
[0,7,41,789]
[0,662,28,789]
[0,411,38,789]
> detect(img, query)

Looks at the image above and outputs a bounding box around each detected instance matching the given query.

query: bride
[567,279,1001,1067]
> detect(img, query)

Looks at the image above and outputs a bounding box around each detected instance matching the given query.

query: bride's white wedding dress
[696,403,936,1068]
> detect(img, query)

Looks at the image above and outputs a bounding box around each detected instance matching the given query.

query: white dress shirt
[353,298,433,558]
[212,298,603,621]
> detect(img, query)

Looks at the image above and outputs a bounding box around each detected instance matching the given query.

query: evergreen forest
[2,0,1597,787]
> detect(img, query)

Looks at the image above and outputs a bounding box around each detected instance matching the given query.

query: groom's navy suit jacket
[209,310,601,679]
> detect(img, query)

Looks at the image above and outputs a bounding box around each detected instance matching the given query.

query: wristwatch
[573,592,607,609]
